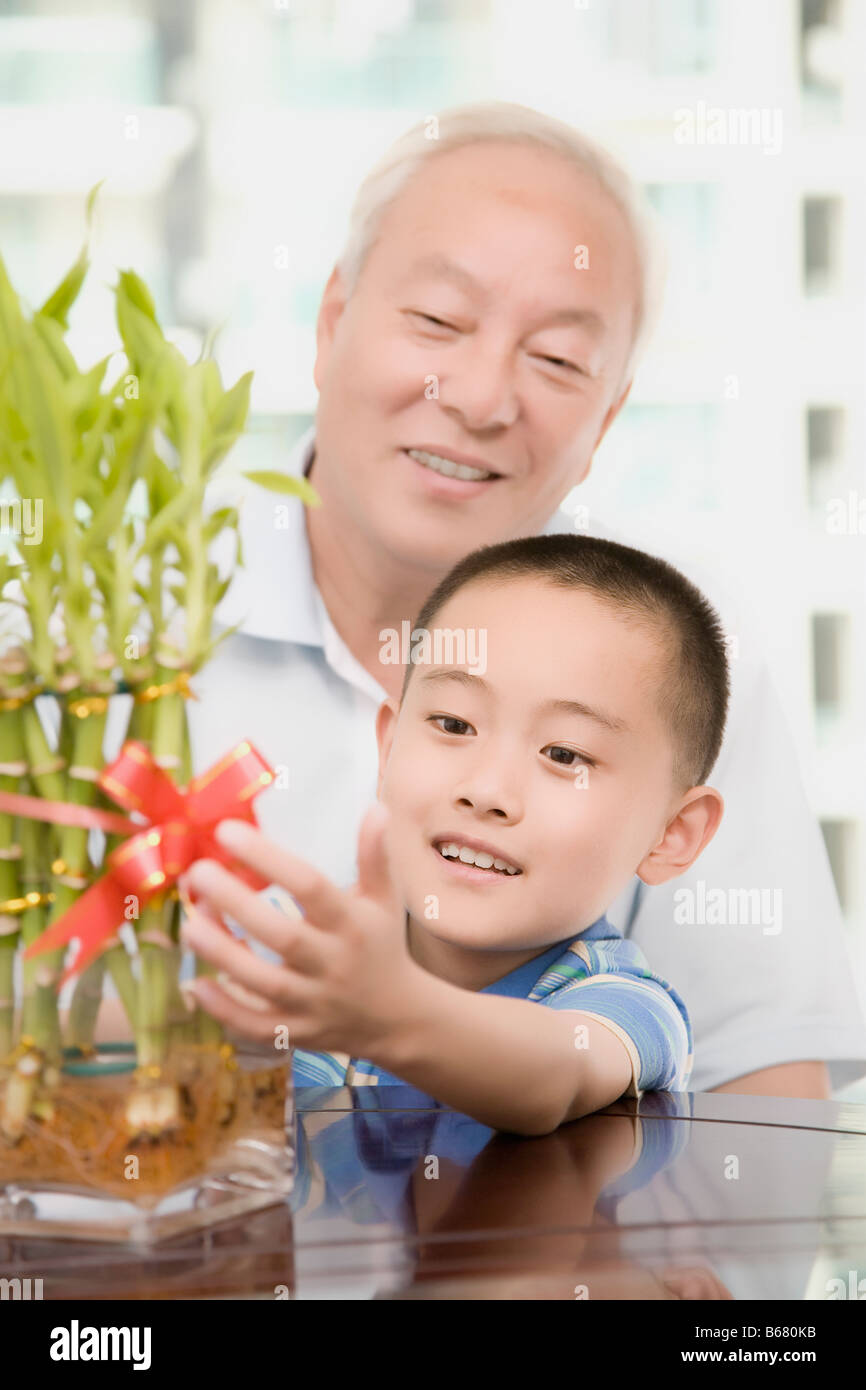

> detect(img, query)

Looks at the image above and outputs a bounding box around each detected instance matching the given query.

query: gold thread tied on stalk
[133,671,199,706]
[0,686,41,713]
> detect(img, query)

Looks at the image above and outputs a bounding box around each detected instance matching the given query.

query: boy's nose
[453,786,521,823]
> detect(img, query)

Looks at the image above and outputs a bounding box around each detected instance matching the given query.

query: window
[811,611,850,724]
[800,0,844,115]
[806,405,846,509]
[803,196,843,296]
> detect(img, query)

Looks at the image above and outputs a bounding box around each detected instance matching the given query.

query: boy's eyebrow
[417,670,629,734]
[402,253,605,334]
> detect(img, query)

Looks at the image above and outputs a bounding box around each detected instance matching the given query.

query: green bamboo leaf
[36,184,101,331]
[202,372,252,471]
[199,358,223,415]
[242,469,320,507]
[10,319,73,507]
[116,268,160,327]
[202,504,239,544]
[197,618,244,669]
[145,452,181,513]
[37,250,88,332]
[140,480,204,555]
[67,354,110,425]
[31,313,79,380]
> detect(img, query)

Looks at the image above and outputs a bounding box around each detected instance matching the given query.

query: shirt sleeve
[538,937,693,1098]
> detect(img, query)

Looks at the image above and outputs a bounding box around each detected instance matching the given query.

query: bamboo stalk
[0,649,30,1062]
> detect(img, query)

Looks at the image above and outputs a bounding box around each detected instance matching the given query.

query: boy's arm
[368,968,634,1136]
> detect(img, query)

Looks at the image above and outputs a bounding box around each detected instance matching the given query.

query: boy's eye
[542,744,594,768]
[428,714,474,736]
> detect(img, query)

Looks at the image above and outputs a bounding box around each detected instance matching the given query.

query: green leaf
[140,480,204,555]
[37,249,88,331]
[242,469,320,507]
[202,504,239,544]
[116,269,160,328]
[31,313,79,380]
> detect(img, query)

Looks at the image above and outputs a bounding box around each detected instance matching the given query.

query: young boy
[180,534,728,1136]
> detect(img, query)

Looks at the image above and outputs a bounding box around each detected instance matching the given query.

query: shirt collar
[214,423,323,645]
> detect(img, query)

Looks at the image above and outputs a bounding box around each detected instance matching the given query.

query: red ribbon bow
[19,739,275,988]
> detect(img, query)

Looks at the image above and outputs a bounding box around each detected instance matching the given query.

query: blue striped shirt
[293,914,692,1099]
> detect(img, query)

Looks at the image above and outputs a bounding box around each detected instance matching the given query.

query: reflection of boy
[278,532,729,1127]
[291,1089,709,1300]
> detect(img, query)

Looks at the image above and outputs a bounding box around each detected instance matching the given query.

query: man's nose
[439,339,520,432]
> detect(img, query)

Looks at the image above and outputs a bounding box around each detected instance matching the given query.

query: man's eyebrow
[402,254,606,334]
[417,671,628,733]
[402,253,485,296]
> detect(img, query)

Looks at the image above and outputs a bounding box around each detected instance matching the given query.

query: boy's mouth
[432,836,523,877]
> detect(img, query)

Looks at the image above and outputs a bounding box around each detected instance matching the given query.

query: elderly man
[187,101,866,1100]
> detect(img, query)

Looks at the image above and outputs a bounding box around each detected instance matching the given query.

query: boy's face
[376,577,684,959]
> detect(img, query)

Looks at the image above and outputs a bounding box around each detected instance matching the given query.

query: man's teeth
[408,449,494,482]
[437,843,520,874]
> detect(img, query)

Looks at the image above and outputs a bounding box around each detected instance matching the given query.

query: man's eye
[542,744,594,768]
[536,354,583,374]
[428,714,474,736]
[411,312,458,330]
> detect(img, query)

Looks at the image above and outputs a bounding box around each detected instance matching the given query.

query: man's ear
[580,377,633,485]
[374,697,400,799]
[313,265,349,392]
[636,786,724,887]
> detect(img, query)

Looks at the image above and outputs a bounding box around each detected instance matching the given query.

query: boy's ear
[374,697,400,799]
[636,786,724,887]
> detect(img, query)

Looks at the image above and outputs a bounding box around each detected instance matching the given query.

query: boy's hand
[179,804,420,1057]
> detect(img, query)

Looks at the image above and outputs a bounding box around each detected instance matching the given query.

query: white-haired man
[185,101,866,1101]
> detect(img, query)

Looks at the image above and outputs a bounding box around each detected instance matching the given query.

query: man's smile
[401,446,504,498]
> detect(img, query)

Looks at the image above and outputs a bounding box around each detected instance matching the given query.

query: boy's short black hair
[401,533,730,789]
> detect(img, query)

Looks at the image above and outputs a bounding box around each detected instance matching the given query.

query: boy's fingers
[184,857,336,957]
[355,803,399,912]
[190,977,294,1048]
[181,906,301,1003]
[207,820,350,931]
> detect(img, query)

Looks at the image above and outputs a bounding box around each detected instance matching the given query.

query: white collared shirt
[186,425,866,1093]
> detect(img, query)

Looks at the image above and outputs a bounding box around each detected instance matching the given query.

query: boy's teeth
[408,449,493,482]
[437,842,519,874]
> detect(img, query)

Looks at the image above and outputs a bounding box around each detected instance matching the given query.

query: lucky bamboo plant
[0,189,317,1152]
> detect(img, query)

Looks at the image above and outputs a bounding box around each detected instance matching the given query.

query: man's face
[376,577,678,955]
[313,141,641,574]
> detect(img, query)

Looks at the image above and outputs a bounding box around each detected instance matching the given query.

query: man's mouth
[432,837,522,876]
[405,447,501,483]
